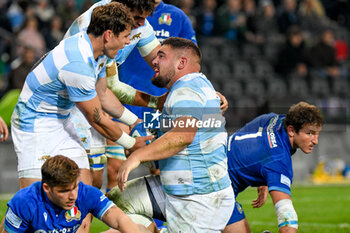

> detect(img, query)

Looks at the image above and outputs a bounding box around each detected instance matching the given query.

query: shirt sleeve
[137,21,160,57]
[4,195,32,233]
[167,85,206,121]
[79,183,115,220]
[58,61,97,102]
[178,12,197,44]
[263,159,293,196]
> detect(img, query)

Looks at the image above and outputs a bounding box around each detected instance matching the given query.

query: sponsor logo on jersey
[5,208,22,229]
[131,32,141,40]
[155,29,170,38]
[100,194,107,202]
[267,116,278,148]
[159,13,172,25]
[280,174,291,187]
[65,206,81,222]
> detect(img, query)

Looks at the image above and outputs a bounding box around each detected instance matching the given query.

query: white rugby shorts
[12,117,89,179]
[166,186,235,233]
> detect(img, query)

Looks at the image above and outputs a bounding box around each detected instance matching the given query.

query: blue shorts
[227,201,245,225]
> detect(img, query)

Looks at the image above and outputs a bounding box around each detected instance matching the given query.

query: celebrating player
[116,37,234,233]
[10,2,152,189]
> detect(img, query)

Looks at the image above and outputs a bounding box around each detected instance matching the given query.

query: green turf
[1,184,350,233]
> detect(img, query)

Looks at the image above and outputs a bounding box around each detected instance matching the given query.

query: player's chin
[152,72,160,81]
[302,147,314,154]
[64,202,75,210]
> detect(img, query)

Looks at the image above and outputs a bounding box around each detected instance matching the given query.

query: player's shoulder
[174,73,211,90]
[10,182,41,207]
[161,2,188,17]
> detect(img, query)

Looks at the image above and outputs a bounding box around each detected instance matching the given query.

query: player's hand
[117,155,141,191]
[0,117,8,142]
[216,91,228,115]
[157,92,168,110]
[129,118,142,133]
[252,186,268,208]
[129,135,154,153]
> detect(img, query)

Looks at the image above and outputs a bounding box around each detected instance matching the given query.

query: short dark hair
[87,2,133,37]
[112,0,156,14]
[284,102,323,133]
[41,155,80,188]
[162,37,202,61]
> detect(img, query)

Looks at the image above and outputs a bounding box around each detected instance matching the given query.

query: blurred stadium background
[0,0,349,231]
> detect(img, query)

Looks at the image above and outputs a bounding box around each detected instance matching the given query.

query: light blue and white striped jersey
[11,32,110,132]
[158,73,231,195]
[64,0,159,65]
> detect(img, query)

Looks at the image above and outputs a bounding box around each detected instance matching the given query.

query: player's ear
[103,30,113,42]
[286,125,296,137]
[178,57,187,70]
[42,183,51,193]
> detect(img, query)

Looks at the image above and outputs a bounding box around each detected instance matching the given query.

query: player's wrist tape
[118,108,138,126]
[148,95,159,109]
[115,131,136,149]
[275,199,298,229]
[106,60,117,76]
[106,60,137,105]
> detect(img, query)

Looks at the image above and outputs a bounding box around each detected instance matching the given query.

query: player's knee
[274,199,298,230]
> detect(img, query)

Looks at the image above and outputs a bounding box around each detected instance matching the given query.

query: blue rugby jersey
[11,32,109,132]
[64,0,159,65]
[4,182,114,233]
[119,1,197,118]
[227,113,296,196]
[158,73,230,195]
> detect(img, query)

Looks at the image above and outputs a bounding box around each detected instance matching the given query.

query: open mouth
[66,202,75,208]
[153,68,160,78]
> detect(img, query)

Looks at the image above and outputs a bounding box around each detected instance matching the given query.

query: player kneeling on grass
[0,155,150,233]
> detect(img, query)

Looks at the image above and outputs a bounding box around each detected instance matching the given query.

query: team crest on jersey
[131,32,141,40]
[159,13,172,25]
[65,206,81,222]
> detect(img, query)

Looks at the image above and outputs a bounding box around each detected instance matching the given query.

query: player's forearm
[76,98,136,149]
[99,87,138,126]
[132,127,196,162]
[133,91,161,109]
[279,226,298,233]
[106,64,159,108]
[99,87,125,118]
[85,108,123,142]
[102,206,142,233]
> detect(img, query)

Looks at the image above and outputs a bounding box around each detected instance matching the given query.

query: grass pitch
[1,184,349,233]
